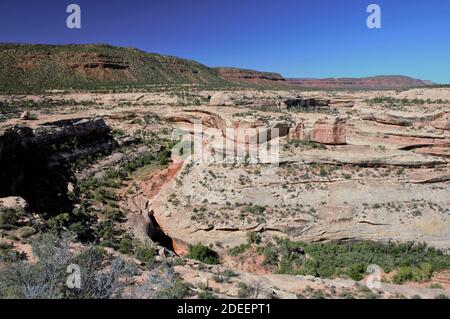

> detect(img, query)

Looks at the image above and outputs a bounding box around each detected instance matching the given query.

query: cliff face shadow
[147,214,175,252]
[0,118,113,216]
[0,128,74,215]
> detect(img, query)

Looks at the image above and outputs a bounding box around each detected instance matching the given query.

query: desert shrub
[0,208,22,227]
[347,263,366,281]
[213,269,237,283]
[135,243,157,266]
[228,243,250,256]
[287,139,326,149]
[135,266,191,299]
[0,232,136,299]
[18,226,37,238]
[95,220,119,247]
[319,167,328,177]
[156,148,171,165]
[68,221,94,242]
[198,290,216,299]
[47,213,71,229]
[105,209,124,222]
[259,238,304,273]
[237,282,253,298]
[187,243,220,264]
[258,238,450,281]
[311,290,325,299]
[241,205,266,215]
[392,263,433,284]
[247,232,261,244]
[117,235,134,254]
[428,283,443,289]
[64,247,137,299]
[161,279,191,299]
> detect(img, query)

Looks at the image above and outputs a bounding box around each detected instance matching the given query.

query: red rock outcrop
[311,117,347,145]
[289,121,306,140]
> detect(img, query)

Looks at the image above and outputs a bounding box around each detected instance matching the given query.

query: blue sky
[0,0,449,83]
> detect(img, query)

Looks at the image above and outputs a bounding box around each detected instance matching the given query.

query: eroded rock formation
[311,117,347,145]
[0,117,113,214]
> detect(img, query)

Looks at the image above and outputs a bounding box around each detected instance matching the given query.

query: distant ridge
[0,43,230,93]
[214,69,433,90]
[287,75,433,89]
[214,67,289,88]
[0,43,434,93]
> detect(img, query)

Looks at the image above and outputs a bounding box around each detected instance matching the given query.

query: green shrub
[393,263,433,284]
[237,282,252,298]
[0,232,136,299]
[135,244,156,266]
[241,205,266,215]
[152,275,191,299]
[247,232,261,244]
[198,290,216,299]
[187,243,220,264]
[0,208,22,226]
[347,263,366,281]
[105,209,123,222]
[213,269,237,283]
[229,243,250,256]
[95,220,118,247]
[118,235,134,254]
[259,238,450,281]
[47,213,70,229]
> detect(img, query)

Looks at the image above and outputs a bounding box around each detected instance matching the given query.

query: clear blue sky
[0,0,449,83]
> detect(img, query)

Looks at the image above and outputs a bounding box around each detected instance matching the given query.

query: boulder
[0,196,27,210]
[20,111,35,120]
[311,117,347,145]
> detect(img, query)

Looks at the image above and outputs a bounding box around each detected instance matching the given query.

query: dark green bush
[135,244,157,266]
[259,238,450,281]
[118,235,134,254]
[187,243,220,264]
[229,243,250,256]
[0,208,22,227]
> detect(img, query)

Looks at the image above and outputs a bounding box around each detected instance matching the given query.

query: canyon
[0,43,449,300]
[1,85,449,299]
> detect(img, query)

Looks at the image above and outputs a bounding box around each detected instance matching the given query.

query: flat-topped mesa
[288,75,432,89]
[0,43,230,92]
[215,67,287,86]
